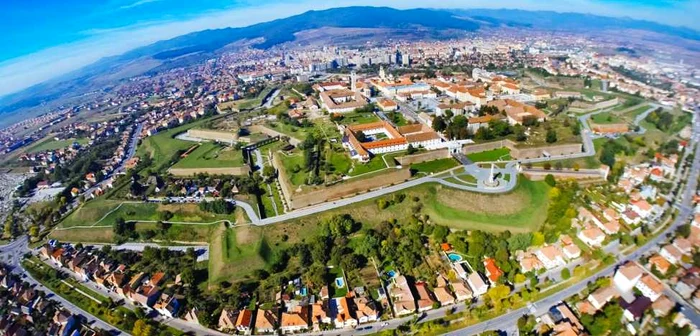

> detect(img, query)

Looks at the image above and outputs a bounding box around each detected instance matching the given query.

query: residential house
[578,227,605,247]
[184,308,200,325]
[130,283,159,307]
[154,293,180,318]
[467,273,488,297]
[635,275,663,302]
[649,255,672,275]
[280,312,309,334]
[630,199,653,219]
[483,258,504,283]
[660,244,684,265]
[218,309,238,331]
[535,245,566,269]
[520,254,545,273]
[235,309,253,334]
[675,271,700,299]
[652,295,675,317]
[451,281,473,302]
[674,238,693,256]
[620,296,652,322]
[353,297,379,324]
[310,302,330,329]
[254,309,278,334]
[563,244,582,260]
[613,262,643,293]
[414,282,435,312]
[331,297,357,329]
[452,262,470,280]
[587,286,619,310]
[389,274,416,316]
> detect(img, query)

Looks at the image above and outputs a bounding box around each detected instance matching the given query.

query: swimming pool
[447,253,463,262]
[386,270,396,278]
[335,277,345,288]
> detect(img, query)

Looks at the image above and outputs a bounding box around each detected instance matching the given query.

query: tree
[28,226,40,237]
[531,232,545,246]
[544,174,556,187]
[262,165,276,180]
[377,199,388,210]
[486,285,511,309]
[561,268,571,280]
[546,129,558,143]
[432,116,447,132]
[180,267,196,285]
[514,274,527,284]
[507,233,533,252]
[132,319,151,336]
[432,225,450,242]
[406,144,418,155]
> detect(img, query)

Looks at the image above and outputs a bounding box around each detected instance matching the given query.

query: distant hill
[453,8,700,41]
[1,6,698,120]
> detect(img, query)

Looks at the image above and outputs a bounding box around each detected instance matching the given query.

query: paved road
[71,122,144,209]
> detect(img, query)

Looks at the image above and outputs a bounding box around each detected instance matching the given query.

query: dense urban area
[2,8,700,336]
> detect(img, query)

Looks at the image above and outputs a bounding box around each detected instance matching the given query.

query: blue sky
[0,0,697,98]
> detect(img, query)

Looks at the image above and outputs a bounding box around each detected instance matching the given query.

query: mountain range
[1,6,699,121]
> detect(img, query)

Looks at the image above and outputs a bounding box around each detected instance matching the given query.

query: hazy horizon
[1,0,698,98]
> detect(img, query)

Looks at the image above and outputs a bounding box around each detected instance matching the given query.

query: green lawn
[26,137,89,154]
[171,142,244,169]
[467,148,512,162]
[338,112,380,125]
[279,151,308,186]
[59,199,233,228]
[425,178,550,232]
[591,112,623,124]
[136,119,214,174]
[349,156,388,176]
[267,122,313,141]
[329,266,348,297]
[411,158,460,174]
[444,176,477,185]
[623,105,651,119]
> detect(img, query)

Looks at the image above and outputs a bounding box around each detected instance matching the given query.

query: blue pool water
[448,253,463,262]
[386,270,396,278]
[335,277,345,288]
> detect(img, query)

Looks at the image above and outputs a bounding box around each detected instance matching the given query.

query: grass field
[208,224,269,285]
[25,137,90,154]
[410,158,460,174]
[338,112,380,125]
[590,112,624,124]
[467,148,512,162]
[136,119,214,174]
[349,155,388,176]
[267,122,314,141]
[171,142,244,169]
[207,177,551,283]
[59,199,233,228]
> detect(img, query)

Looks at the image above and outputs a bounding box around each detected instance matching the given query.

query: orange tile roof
[281,312,307,327]
[484,258,503,282]
[235,309,253,328]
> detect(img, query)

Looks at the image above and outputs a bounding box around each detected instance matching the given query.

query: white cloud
[0,0,697,97]
[119,0,162,10]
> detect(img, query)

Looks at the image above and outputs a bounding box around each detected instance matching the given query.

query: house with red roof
[483,258,503,283]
